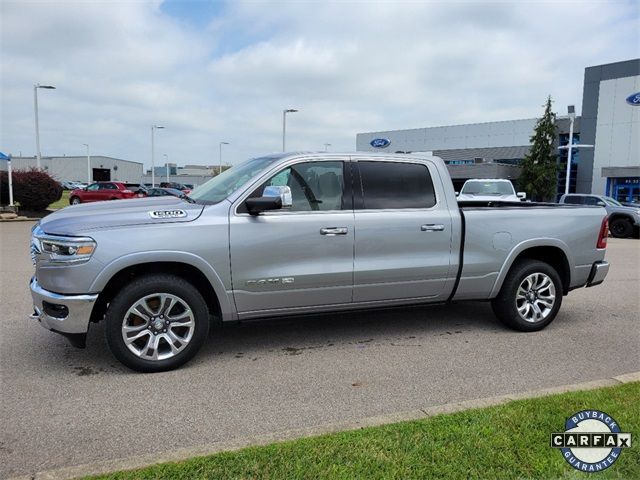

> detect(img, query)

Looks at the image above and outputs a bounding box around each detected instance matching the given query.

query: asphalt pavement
[1,221,638,478]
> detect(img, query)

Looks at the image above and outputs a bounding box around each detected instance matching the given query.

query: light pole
[34,84,56,169]
[219,141,229,175]
[151,125,165,187]
[564,106,576,196]
[82,143,91,183]
[560,105,593,195]
[282,109,298,151]
[323,143,331,151]
[164,153,169,183]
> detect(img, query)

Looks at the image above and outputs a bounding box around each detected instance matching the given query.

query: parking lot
[0,220,638,479]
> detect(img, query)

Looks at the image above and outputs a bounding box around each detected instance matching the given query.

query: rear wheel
[491,260,562,332]
[609,218,633,238]
[105,274,209,372]
[70,196,81,205]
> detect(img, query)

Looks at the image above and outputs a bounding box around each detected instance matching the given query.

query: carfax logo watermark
[551,410,632,472]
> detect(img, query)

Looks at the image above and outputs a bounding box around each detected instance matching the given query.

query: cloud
[1,0,638,169]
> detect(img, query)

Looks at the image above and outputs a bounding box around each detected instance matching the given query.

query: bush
[1,168,63,211]
[0,171,8,205]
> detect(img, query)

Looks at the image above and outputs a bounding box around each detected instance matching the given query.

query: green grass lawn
[90,382,639,480]
[48,190,70,210]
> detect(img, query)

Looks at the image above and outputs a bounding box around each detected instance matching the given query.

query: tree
[519,96,558,202]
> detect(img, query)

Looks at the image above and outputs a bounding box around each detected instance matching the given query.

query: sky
[1,0,638,170]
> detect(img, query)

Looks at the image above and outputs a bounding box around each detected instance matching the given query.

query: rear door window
[583,196,602,205]
[358,161,436,209]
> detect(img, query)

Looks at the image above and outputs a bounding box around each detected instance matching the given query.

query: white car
[457,179,525,202]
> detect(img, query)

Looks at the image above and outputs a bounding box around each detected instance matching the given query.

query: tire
[491,260,563,332]
[105,274,209,372]
[70,196,81,205]
[609,218,633,238]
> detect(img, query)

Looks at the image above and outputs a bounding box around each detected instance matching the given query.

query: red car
[69,182,137,205]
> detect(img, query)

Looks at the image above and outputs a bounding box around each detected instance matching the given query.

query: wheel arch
[608,213,634,225]
[90,253,236,324]
[490,240,572,298]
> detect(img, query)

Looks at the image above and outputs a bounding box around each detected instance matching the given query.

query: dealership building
[356,59,639,202]
[0,155,143,184]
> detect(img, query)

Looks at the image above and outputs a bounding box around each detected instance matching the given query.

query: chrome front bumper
[29,277,98,334]
[586,261,609,288]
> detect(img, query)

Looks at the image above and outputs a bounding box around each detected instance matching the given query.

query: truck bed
[452,202,607,301]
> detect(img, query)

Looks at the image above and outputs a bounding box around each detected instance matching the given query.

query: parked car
[559,193,640,238]
[456,179,526,202]
[142,187,186,198]
[159,182,191,194]
[60,181,77,190]
[30,153,609,372]
[68,182,138,205]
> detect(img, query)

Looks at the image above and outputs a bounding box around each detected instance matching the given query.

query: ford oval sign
[626,92,640,106]
[370,138,391,148]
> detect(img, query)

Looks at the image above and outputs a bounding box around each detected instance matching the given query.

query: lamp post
[219,141,229,175]
[34,84,56,170]
[564,106,576,196]
[151,125,165,187]
[82,143,91,183]
[323,143,331,151]
[282,109,298,151]
[560,105,593,195]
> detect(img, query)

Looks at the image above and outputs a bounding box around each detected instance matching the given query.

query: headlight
[40,239,96,260]
[33,227,97,264]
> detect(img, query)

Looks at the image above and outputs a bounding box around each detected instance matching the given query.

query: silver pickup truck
[29,153,610,372]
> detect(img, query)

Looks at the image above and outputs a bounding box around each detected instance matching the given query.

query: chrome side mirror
[596,201,606,207]
[517,192,526,200]
[263,185,292,208]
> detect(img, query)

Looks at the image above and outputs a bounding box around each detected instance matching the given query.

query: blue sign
[370,138,390,148]
[0,152,9,160]
[625,92,640,106]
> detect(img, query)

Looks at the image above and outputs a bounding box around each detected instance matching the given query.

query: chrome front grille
[30,238,41,265]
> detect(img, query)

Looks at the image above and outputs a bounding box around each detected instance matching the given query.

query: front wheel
[70,196,81,205]
[105,274,209,372]
[491,260,562,332]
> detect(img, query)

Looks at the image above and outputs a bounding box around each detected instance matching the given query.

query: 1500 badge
[246,277,295,286]
[149,209,187,219]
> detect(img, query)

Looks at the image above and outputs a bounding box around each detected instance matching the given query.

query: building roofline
[10,155,143,166]
[585,58,640,71]
[357,117,538,136]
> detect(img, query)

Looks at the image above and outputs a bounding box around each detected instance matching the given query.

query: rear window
[563,195,583,204]
[358,161,436,209]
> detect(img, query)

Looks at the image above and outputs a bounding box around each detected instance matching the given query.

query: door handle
[421,224,444,232]
[320,227,348,236]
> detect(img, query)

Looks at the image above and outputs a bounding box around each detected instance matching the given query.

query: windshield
[461,180,515,196]
[603,196,622,207]
[189,156,282,204]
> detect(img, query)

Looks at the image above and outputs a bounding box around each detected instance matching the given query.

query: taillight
[597,216,608,249]
[123,189,133,194]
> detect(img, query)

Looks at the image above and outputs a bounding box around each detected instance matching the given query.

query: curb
[0,218,39,222]
[11,371,640,480]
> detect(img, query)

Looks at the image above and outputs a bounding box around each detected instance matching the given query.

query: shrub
[10,168,63,211]
[0,171,8,205]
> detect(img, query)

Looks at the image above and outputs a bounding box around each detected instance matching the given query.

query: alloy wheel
[515,272,556,323]
[121,293,195,361]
